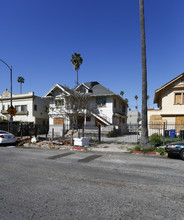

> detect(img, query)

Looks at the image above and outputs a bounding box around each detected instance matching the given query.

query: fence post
[82,124,84,137]
[52,128,54,140]
[98,124,101,143]
[21,123,23,138]
[163,122,165,146]
[137,120,139,144]
[35,125,37,137]
[62,123,65,138]
[46,126,49,140]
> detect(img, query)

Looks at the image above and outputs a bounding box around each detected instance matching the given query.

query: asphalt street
[0,147,184,220]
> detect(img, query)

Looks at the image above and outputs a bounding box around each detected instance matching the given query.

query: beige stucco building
[0,90,49,125]
[148,73,184,135]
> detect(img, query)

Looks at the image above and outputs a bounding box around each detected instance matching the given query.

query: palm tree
[139,0,149,147]
[70,53,83,86]
[120,91,124,97]
[134,95,138,110]
[17,76,25,94]
[124,98,129,108]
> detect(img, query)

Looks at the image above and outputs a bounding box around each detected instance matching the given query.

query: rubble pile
[16,136,71,149]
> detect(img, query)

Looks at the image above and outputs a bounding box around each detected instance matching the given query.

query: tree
[134,95,138,110]
[120,91,124,97]
[70,53,83,86]
[139,0,150,147]
[17,76,25,94]
[124,98,129,108]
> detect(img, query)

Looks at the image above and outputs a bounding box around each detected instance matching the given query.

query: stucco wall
[162,89,184,114]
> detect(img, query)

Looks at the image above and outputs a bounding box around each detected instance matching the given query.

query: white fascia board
[43,83,70,98]
[75,83,90,91]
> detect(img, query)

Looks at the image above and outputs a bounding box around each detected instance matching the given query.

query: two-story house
[148,73,184,134]
[0,90,49,125]
[44,82,127,136]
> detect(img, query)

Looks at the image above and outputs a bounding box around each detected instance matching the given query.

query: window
[175,93,182,104]
[96,97,106,107]
[114,99,116,108]
[55,99,64,106]
[15,105,21,112]
[21,105,27,112]
[78,86,86,94]
[34,105,37,111]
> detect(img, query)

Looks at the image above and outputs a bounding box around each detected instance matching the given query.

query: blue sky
[0,0,184,110]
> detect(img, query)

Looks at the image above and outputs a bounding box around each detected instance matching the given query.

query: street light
[0,59,13,133]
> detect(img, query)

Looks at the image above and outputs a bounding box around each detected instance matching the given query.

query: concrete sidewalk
[84,143,134,153]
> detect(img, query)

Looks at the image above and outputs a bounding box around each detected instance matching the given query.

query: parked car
[0,130,16,144]
[165,142,184,160]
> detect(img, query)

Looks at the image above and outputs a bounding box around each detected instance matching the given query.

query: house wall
[127,111,140,124]
[98,96,113,123]
[13,97,35,122]
[88,96,113,123]
[33,96,49,124]
[47,96,70,136]
[162,89,184,114]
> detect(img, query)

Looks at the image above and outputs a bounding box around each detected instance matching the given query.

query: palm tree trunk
[139,0,149,147]
[77,70,79,86]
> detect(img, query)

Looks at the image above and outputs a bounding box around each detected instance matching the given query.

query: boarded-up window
[175,93,182,104]
[54,118,64,124]
[176,116,184,132]
[149,115,167,129]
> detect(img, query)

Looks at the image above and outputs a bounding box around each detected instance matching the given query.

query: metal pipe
[0,59,13,133]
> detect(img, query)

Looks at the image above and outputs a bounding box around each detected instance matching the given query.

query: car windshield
[0,131,9,134]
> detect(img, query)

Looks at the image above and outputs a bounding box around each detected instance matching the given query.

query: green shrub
[142,146,156,153]
[156,147,166,156]
[134,145,141,151]
[150,133,162,146]
[107,130,118,137]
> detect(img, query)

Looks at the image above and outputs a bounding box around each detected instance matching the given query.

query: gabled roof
[43,83,70,98]
[76,81,116,96]
[154,73,184,103]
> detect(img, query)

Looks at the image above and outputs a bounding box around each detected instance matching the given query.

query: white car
[0,130,16,144]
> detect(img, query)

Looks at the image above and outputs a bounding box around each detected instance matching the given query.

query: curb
[72,146,86,150]
[133,151,157,155]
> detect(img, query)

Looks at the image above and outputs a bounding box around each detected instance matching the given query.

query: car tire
[180,149,184,160]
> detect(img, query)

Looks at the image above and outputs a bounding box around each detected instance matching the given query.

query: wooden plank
[54,118,64,125]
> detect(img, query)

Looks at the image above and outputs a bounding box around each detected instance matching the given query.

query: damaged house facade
[44,81,127,136]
